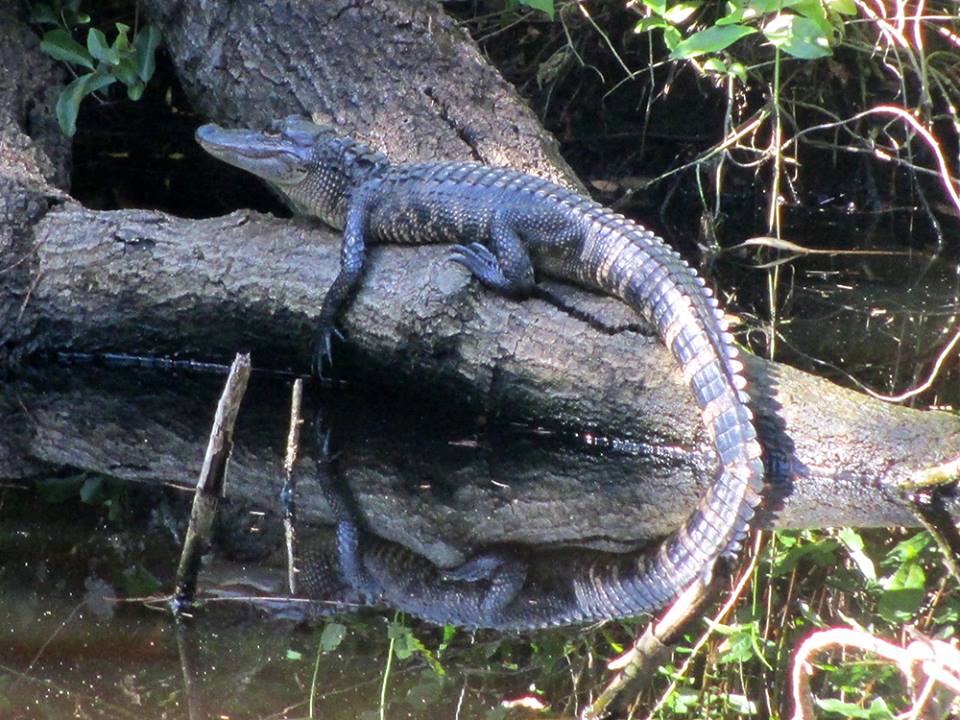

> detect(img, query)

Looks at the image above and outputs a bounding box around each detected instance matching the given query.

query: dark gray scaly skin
[196,116,765,618]
[297,525,702,631]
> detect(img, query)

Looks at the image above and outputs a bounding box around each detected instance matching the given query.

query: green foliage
[116,564,162,596]
[635,0,856,73]
[876,532,932,623]
[31,0,161,137]
[388,620,446,676]
[816,697,895,719]
[320,621,348,652]
[35,473,127,520]
[510,0,555,20]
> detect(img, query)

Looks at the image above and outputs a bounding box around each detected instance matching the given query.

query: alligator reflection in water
[291,435,693,630]
[2,366,955,631]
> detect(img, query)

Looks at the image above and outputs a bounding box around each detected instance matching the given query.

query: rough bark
[140,0,584,190]
[1,0,958,538]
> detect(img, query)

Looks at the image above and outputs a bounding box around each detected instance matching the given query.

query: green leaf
[771,536,839,576]
[665,688,699,714]
[320,622,347,652]
[79,476,104,504]
[118,565,161,596]
[285,649,303,661]
[641,0,667,16]
[126,82,144,101]
[763,14,833,59]
[62,0,91,24]
[663,1,700,24]
[838,528,876,582]
[388,622,445,675]
[56,73,92,137]
[113,23,131,53]
[517,0,554,20]
[439,624,456,652]
[816,697,895,719]
[719,0,787,24]
[634,17,668,33]
[114,57,140,87]
[133,26,161,82]
[885,532,931,564]
[886,558,926,592]
[663,26,682,52]
[85,69,118,94]
[877,580,926,623]
[816,698,872,718]
[729,61,748,82]
[865,698,895,720]
[793,0,828,23]
[703,57,727,74]
[747,0,790,13]
[670,24,757,59]
[40,28,94,69]
[792,0,841,38]
[826,0,857,15]
[87,28,120,65]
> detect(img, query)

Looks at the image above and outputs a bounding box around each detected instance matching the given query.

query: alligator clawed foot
[448,242,498,278]
[312,324,346,378]
[448,243,515,293]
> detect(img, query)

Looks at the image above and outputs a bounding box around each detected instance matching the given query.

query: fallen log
[0,1,957,532]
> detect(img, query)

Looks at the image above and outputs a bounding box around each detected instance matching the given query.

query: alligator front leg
[314,195,374,375]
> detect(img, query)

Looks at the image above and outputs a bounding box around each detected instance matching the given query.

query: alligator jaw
[195,123,309,186]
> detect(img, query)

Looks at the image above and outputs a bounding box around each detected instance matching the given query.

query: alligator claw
[449,243,508,289]
[313,324,346,378]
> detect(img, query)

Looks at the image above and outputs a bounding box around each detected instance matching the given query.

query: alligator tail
[575,213,765,615]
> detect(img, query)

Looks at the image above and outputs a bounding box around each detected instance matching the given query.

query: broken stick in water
[171,353,252,612]
[282,378,304,594]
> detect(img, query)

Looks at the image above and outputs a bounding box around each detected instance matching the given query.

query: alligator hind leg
[442,550,528,614]
[448,210,535,298]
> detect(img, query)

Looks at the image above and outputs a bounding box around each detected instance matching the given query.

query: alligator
[196,116,766,617]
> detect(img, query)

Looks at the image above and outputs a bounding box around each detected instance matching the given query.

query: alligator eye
[264,120,284,136]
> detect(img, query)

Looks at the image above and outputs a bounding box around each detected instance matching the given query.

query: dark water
[0,482,547,719]
[1,366,653,720]
[729,208,960,409]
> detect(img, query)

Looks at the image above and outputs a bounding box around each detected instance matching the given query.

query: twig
[283,378,304,594]
[784,105,960,218]
[380,616,398,720]
[175,618,206,720]
[172,353,252,609]
[643,531,765,719]
[648,111,769,186]
[859,324,960,404]
[905,455,960,491]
